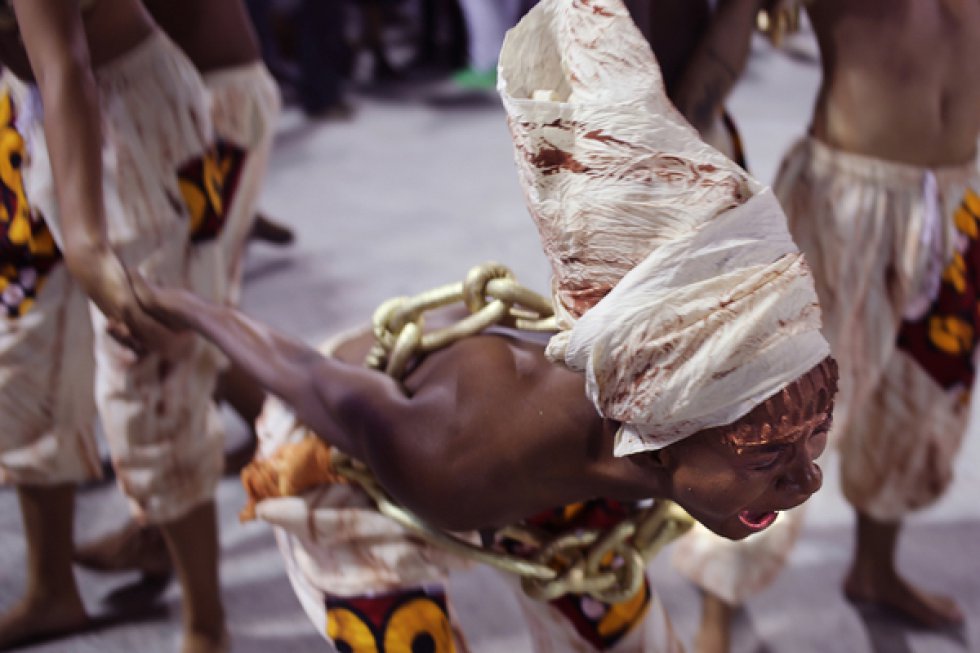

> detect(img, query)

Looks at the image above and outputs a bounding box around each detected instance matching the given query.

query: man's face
[662,409,832,540]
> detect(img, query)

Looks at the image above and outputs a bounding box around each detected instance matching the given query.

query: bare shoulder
[404,333,591,423]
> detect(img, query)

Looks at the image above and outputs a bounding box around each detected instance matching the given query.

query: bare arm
[672,0,765,134]
[131,276,587,530]
[12,0,161,343]
[131,277,436,462]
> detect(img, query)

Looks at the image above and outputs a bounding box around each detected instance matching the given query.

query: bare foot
[694,592,733,653]
[248,214,295,246]
[223,435,258,476]
[844,566,964,629]
[182,628,230,653]
[74,521,173,580]
[0,594,90,650]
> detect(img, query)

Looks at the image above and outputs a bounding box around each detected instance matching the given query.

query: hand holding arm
[129,272,413,461]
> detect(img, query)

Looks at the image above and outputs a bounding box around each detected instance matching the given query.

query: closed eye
[744,445,786,471]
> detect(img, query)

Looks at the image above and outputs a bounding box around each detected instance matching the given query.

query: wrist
[63,239,111,277]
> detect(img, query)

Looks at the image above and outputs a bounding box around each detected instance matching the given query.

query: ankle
[182,624,229,653]
[847,558,904,592]
[184,609,226,639]
[25,583,84,610]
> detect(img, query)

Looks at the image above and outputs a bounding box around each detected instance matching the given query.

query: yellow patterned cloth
[201,62,281,304]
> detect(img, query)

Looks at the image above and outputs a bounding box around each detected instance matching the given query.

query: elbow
[367,440,490,532]
[422,507,487,533]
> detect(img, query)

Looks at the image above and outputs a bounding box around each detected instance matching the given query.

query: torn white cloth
[498,0,830,454]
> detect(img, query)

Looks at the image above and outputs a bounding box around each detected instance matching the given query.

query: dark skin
[6,0,166,345]
[71,0,296,588]
[808,0,980,167]
[132,278,832,541]
[665,0,766,137]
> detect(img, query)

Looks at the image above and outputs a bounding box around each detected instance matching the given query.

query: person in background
[73,0,290,585]
[0,1,233,650]
[669,1,980,650]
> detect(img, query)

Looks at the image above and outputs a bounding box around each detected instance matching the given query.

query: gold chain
[756,1,813,47]
[331,262,694,604]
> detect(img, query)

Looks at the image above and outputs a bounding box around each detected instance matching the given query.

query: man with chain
[127,1,838,650]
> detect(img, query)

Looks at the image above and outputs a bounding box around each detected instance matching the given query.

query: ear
[628,448,671,472]
[622,448,675,500]
[645,449,668,468]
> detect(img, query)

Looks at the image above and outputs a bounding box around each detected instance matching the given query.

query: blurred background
[1,2,978,651]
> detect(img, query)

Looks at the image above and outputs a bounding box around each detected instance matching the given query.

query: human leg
[692,592,731,653]
[93,32,231,650]
[844,512,963,628]
[672,138,913,651]
[248,212,295,246]
[672,507,806,653]
[77,55,283,578]
[74,518,172,579]
[0,484,89,650]
[0,77,101,648]
[837,322,972,628]
[297,0,349,116]
[670,111,777,653]
[206,61,282,464]
[160,500,228,652]
[455,0,524,87]
[778,139,979,628]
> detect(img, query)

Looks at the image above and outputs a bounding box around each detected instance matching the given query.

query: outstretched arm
[132,276,599,531]
[131,277,423,461]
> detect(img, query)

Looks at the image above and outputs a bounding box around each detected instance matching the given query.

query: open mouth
[738,509,778,532]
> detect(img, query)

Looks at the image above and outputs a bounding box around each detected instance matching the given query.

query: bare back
[0,0,155,81]
[808,0,980,166]
[327,321,641,531]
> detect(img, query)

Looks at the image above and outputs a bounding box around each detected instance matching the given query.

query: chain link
[331,262,694,604]
[756,0,813,47]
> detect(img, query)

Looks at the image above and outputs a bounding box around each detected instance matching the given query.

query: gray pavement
[2,33,980,653]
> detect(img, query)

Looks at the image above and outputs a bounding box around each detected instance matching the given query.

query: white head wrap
[498,0,831,456]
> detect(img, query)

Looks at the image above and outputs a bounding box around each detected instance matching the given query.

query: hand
[70,247,175,351]
[127,269,197,332]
